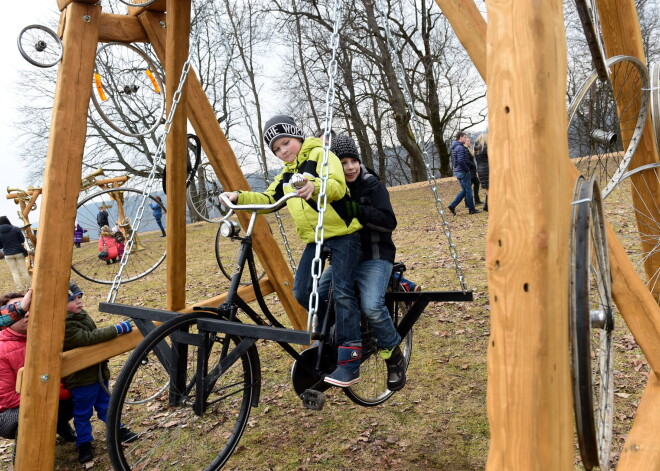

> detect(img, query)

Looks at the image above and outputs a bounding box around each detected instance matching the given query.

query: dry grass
[0,177,651,470]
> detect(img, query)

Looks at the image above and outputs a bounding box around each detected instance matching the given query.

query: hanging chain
[374,0,468,293]
[211,0,297,274]
[107,25,202,303]
[307,0,344,332]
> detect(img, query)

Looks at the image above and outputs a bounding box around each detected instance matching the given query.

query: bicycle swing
[101,1,473,469]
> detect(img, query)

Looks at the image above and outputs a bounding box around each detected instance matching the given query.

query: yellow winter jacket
[236,137,362,243]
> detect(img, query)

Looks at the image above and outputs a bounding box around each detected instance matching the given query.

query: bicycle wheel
[72,188,166,284]
[118,0,158,5]
[107,311,259,471]
[17,25,62,68]
[187,162,227,222]
[651,62,660,153]
[344,282,413,407]
[570,177,614,471]
[567,55,650,198]
[215,219,266,284]
[91,42,165,137]
[100,350,170,405]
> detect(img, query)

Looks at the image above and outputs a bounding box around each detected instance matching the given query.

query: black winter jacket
[348,165,397,263]
[0,224,25,256]
[63,309,117,390]
[475,143,490,190]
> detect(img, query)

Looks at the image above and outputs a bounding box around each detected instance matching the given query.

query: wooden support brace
[139,11,308,330]
[99,13,149,43]
[57,0,99,12]
[15,3,101,470]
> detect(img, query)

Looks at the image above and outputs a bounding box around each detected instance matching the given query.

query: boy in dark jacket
[63,282,136,464]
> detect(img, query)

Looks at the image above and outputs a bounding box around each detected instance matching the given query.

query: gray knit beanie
[330,135,360,161]
[263,115,304,151]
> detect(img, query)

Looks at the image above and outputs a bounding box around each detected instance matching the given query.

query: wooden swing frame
[11,0,660,469]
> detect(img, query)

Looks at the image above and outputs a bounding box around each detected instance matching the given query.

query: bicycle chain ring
[17,24,63,68]
[570,176,614,470]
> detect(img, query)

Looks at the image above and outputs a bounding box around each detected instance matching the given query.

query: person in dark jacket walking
[465,137,482,205]
[150,196,166,237]
[63,282,136,464]
[447,132,481,215]
[316,135,407,391]
[474,132,490,212]
[0,217,31,291]
[96,207,109,229]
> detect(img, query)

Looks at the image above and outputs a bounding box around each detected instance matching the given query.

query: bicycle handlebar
[219,191,299,214]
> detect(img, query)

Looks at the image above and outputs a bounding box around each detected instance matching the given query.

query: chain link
[307,0,344,332]
[210,0,297,274]
[374,0,468,293]
[107,24,202,303]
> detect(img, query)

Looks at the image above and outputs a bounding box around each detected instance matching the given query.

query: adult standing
[447,132,481,216]
[0,217,31,292]
[149,196,166,237]
[465,137,482,205]
[474,133,490,212]
[73,222,86,249]
[96,207,109,229]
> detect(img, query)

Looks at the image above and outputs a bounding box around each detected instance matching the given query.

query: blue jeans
[293,233,362,346]
[71,381,110,447]
[318,260,401,349]
[449,171,476,211]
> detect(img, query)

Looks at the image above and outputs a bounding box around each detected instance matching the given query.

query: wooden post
[618,373,660,468]
[433,0,486,79]
[595,0,660,300]
[485,0,573,468]
[164,0,191,312]
[15,4,100,470]
[139,12,307,330]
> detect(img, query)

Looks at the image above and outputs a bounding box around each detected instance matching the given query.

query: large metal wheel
[187,162,227,222]
[570,177,614,471]
[650,62,660,154]
[567,55,650,197]
[91,42,165,137]
[72,188,166,284]
[17,25,62,68]
[107,311,259,471]
[343,280,413,407]
[117,0,159,5]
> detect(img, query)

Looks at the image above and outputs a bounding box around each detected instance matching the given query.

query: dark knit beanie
[330,135,360,162]
[263,115,304,151]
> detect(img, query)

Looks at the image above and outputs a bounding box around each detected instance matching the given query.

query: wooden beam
[433,0,486,79]
[57,0,99,11]
[15,4,101,470]
[99,13,148,43]
[163,0,191,312]
[485,0,573,468]
[128,0,167,16]
[139,11,308,331]
[618,373,660,468]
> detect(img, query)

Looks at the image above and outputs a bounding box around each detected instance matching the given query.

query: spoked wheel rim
[187,162,228,222]
[567,55,650,198]
[17,24,63,68]
[570,176,614,470]
[90,42,165,138]
[72,188,166,284]
[106,311,257,471]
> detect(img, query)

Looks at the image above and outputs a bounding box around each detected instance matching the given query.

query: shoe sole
[324,376,360,387]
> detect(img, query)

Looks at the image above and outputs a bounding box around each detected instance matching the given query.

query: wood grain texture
[98,13,148,43]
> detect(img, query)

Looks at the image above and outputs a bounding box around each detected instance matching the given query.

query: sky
[0,0,60,224]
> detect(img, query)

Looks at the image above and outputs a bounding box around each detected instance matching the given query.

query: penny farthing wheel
[187,161,228,223]
[72,188,166,284]
[567,55,650,198]
[91,42,165,138]
[570,177,615,471]
[17,25,62,68]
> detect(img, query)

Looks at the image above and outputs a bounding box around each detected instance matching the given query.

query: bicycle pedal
[301,389,326,411]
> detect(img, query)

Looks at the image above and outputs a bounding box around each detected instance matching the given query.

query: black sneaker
[381,346,406,391]
[469,209,482,214]
[447,205,456,215]
[56,422,77,442]
[78,442,94,464]
[119,427,138,443]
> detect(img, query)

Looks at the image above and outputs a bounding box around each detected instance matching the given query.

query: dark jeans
[449,171,476,211]
[293,233,362,346]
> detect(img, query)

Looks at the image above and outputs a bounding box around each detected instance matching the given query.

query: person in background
[465,137,482,206]
[474,132,489,212]
[150,196,166,237]
[73,222,86,249]
[96,207,109,230]
[447,132,481,216]
[0,216,31,292]
[114,231,125,260]
[98,225,119,264]
[62,282,136,464]
[0,289,76,450]
[313,128,336,147]
[222,115,363,388]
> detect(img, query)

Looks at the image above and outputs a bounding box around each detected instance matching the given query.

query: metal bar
[99,302,180,322]
[197,319,312,346]
[385,291,474,303]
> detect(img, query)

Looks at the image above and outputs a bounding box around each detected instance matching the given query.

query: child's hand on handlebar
[220,191,239,204]
[297,180,315,200]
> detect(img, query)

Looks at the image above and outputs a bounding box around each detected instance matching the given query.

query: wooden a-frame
[11,0,660,469]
